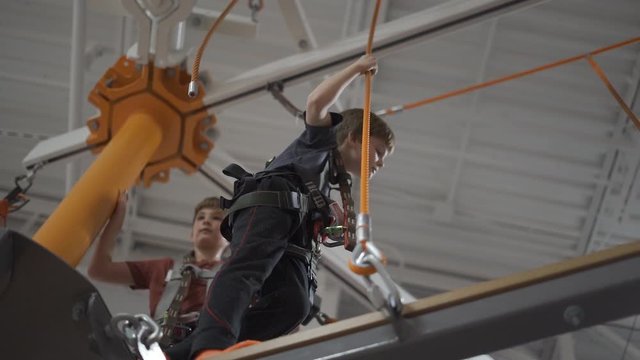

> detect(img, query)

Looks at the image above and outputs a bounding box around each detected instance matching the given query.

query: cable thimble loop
[348,214,403,315]
[349,214,382,276]
[111,313,162,351]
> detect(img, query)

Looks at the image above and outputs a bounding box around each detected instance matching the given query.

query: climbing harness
[327,149,357,251]
[157,251,219,347]
[217,155,355,325]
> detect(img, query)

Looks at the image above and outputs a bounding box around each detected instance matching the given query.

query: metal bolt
[563,305,585,327]
[298,39,309,50]
[205,127,219,141]
[104,77,114,88]
[89,121,100,131]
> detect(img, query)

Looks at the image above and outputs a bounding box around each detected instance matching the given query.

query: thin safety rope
[359,0,382,216]
[189,0,239,96]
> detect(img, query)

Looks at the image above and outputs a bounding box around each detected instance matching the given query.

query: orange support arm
[33,112,162,266]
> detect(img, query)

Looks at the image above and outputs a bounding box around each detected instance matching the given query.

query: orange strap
[586,56,640,131]
[194,340,260,360]
[376,36,640,119]
[359,0,382,216]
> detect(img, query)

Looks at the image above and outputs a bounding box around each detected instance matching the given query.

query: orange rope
[190,0,239,94]
[359,0,382,216]
[586,56,640,131]
[376,36,640,116]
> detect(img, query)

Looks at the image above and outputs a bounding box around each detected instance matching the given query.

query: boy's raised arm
[87,192,135,285]
[305,54,378,127]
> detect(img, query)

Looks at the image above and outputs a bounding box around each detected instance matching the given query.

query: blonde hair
[336,108,395,152]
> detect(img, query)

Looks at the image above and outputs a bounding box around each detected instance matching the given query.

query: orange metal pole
[33,112,163,266]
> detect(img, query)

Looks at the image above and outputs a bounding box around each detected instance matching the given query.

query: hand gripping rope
[348,0,402,316]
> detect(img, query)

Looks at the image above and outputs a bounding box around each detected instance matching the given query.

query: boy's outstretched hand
[305,54,379,127]
[109,191,128,228]
[354,54,378,76]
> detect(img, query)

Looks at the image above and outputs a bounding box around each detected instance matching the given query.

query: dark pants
[166,177,312,360]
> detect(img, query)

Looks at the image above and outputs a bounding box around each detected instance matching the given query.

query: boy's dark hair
[336,108,395,152]
[193,197,224,223]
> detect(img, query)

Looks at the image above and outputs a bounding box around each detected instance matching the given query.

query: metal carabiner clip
[349,214,403,316]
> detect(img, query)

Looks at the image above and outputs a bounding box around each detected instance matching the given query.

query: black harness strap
[329,149,357,251]
[226,190,310,216]
[222,163,252,179]
[217,161,347,326]
[159,252,196,347]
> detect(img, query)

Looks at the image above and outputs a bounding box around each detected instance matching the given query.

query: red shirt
[126,257,220,318]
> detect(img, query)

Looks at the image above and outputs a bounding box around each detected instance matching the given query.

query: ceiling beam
[593,324,640,360]
[203,0,549,111]
[577,51,640,255]
[22,127,91,169]
[442,19,499,222]
[276,0,346,112]
[65,0,87,196]
[0,71,68,89]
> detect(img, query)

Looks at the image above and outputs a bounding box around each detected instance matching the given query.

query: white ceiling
[1,0,640,358]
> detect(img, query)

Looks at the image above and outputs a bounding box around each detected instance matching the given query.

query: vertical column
[34,112,162,266]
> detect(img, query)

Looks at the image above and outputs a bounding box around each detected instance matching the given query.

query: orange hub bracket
[34,56,215,266]
[87,56,215,186]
